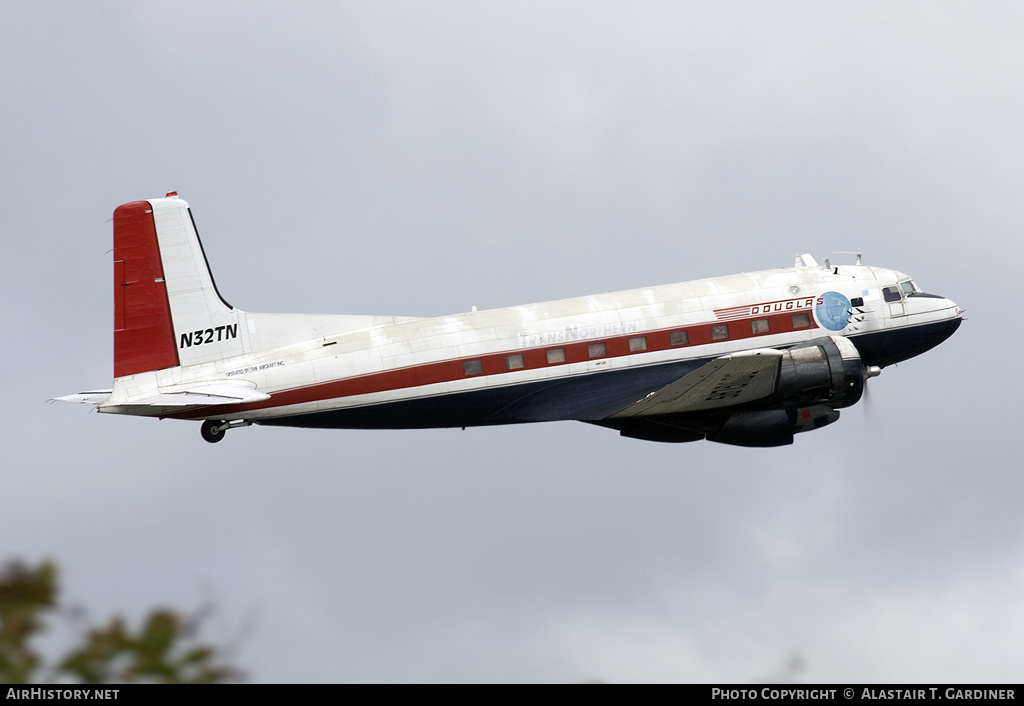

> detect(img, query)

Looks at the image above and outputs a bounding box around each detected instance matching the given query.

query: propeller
[862,365,882,430]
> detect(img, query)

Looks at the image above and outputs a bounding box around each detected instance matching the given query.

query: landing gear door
[882,285,905,317]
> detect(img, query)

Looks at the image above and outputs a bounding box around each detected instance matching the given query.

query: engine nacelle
[706,336,866,447]
[705,404,841,447]
[614,418,705,443]
[774,335,867,409]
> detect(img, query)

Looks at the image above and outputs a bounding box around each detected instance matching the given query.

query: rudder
[113,200,179,377]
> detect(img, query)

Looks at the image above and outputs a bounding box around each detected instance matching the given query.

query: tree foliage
[0,560,238,684]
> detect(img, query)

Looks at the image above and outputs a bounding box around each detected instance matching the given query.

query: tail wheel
[201,419,227,443]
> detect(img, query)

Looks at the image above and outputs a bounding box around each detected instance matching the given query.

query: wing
[609,348,783,419]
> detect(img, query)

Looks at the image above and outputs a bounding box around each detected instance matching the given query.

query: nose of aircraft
[854,292,962,368]
[909,292,962,357]
[909,292,962,322]
[933,294,963,324]
[930,296,963,349]
[938,294,963,334]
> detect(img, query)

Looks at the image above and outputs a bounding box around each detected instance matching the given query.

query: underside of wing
[610,349,783,419]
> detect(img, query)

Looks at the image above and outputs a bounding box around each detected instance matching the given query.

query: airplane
[56,193,963,447]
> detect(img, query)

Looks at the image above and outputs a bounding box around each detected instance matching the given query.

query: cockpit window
[882,286,902,303]
[900,280,918,296]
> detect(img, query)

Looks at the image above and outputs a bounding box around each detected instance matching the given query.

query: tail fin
[113,195,246,378]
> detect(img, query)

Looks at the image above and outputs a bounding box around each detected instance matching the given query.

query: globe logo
[815,291,852,331]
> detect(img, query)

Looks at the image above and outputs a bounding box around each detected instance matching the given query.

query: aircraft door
[882,285,905,317]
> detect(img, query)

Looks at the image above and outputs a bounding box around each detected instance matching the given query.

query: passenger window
[752,319,770,335]
[669,330,689,346]
[792,312,810,329]
[506,354,524,370]
[711,325,729,341]
[546,348,565,364]
[463,360,483,376]
[883,286,901,303]
[588,342,607,358]
[850,297,864,308]
[628,336,648,352]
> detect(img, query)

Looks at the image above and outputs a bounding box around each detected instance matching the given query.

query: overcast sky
[2,1,1020,683]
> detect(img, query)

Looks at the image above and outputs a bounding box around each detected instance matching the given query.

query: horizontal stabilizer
[51,390,113,405]
[56,383,268,414]
[128,391,270,407]
[128,382,270,407]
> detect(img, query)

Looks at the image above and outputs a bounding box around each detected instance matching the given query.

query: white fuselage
[100,259,960,426]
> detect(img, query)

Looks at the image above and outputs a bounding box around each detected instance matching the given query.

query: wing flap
[610,349,783,418]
